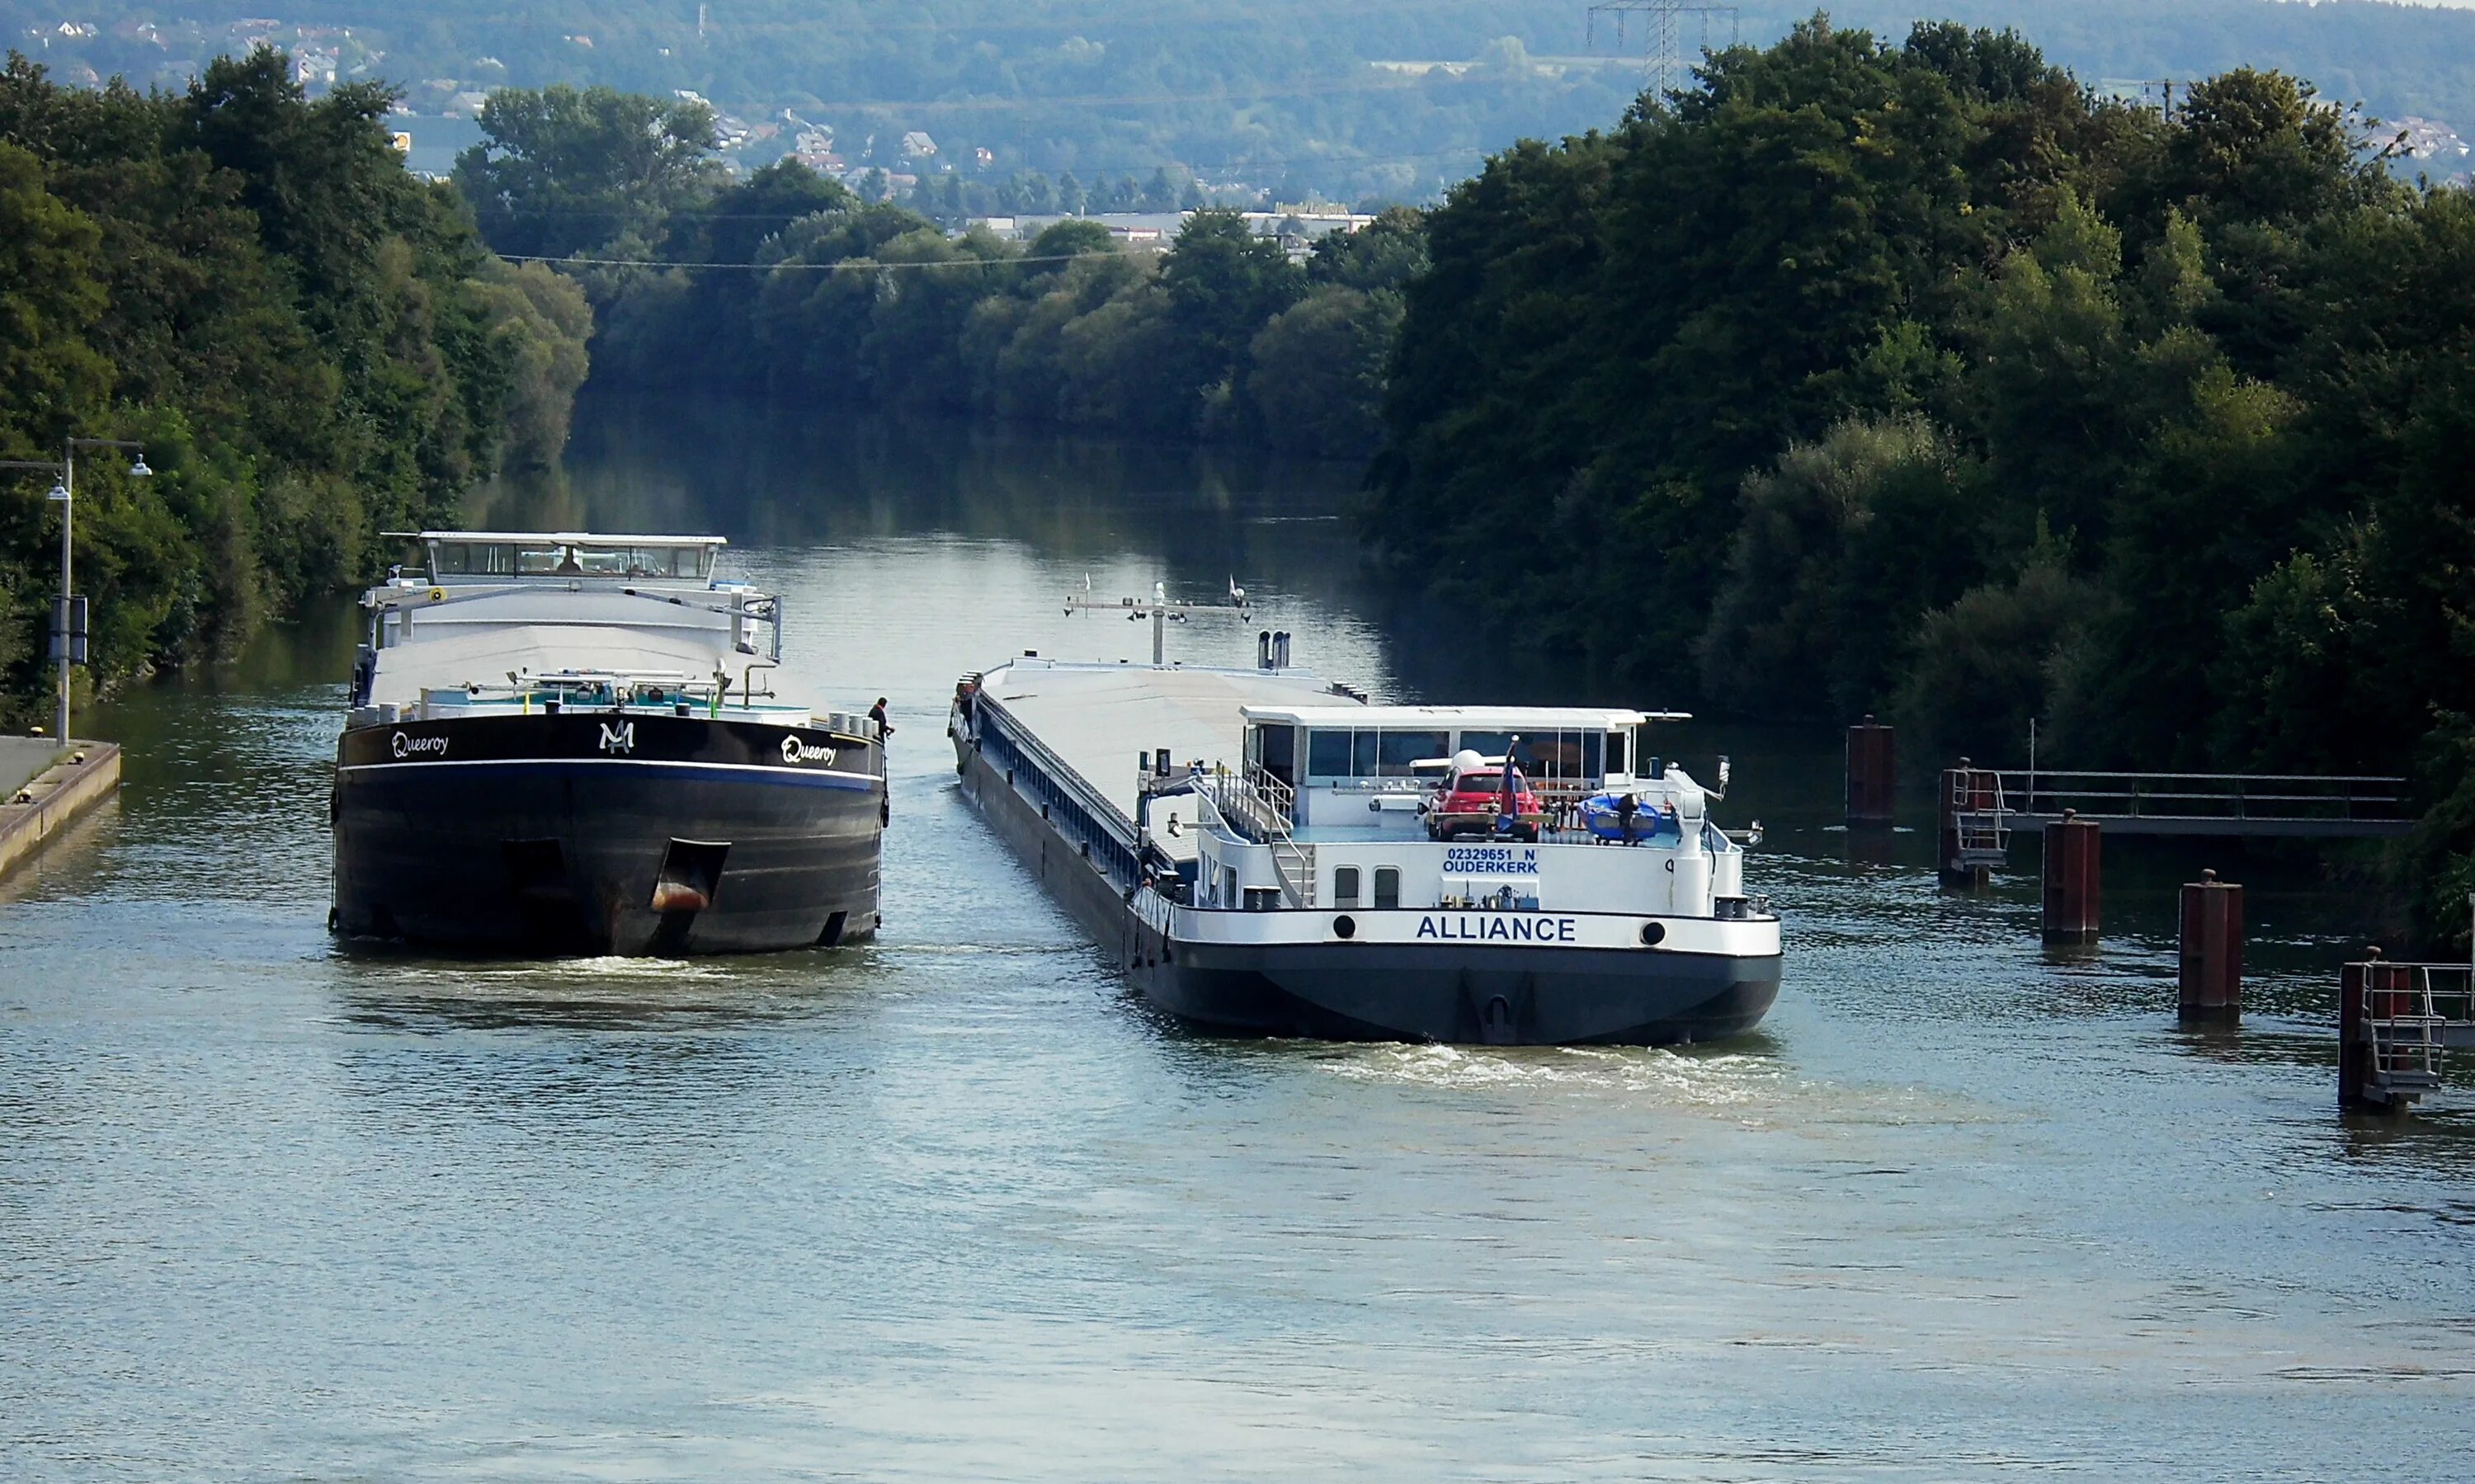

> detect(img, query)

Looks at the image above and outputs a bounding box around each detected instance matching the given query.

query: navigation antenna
[1065,577,1254,665]
[1586,0,1740,103]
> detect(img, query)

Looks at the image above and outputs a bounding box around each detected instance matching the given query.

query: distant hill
[8,1,2475,196]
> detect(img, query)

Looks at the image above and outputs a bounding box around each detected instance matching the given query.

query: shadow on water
[324,941,901,1035]
[471,390,1368,572]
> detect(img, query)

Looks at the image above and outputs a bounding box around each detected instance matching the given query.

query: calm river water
[5,394,2473,1480]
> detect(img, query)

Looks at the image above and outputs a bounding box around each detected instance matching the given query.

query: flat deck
[977,660,1352,822]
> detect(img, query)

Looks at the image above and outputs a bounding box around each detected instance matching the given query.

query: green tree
[1307,206,1427,292]
[1246,285,1401,458]
[1160,208,1305,420]
[0,51,581,717]
[454,83,723,259]
[0,139,110,450]
[1699,417,1983,718]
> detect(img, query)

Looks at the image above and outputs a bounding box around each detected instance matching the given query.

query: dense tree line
[461,86,1423,456]
[0,50,588,725]
[1370,17,2475,935]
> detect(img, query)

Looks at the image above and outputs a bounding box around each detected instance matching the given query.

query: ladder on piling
[1944,766,2011,871]
[2342,960,2453,1110]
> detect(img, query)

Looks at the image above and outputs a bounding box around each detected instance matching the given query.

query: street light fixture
[2,436,146,743]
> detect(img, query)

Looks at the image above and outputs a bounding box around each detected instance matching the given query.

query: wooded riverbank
[1365,19,2475,941]
[0,51,587,728]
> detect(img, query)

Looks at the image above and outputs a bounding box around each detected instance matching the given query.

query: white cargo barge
[949,649,1780,1044]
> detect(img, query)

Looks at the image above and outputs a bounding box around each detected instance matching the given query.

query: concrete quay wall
[0,742,123,881]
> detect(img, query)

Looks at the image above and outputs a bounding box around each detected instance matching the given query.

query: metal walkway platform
[1949,767,2410,841]
[2341,959,2473,1111]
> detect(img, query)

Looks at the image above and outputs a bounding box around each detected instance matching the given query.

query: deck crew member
[870,697,894,739]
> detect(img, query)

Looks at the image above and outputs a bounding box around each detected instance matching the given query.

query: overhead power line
[471,147,1486,221]
[518,0,1598,40]
[500,248,1138,271]
[1586,0,1737,100]
[790,75,1433,112]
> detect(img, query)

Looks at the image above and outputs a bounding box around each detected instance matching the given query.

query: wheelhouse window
[1258,723,1297,785]
[1520,731,1605,783]
[1373,867,1401,910]
[1305,728,1452,779]
[1377,730,1447,776]
[1333,866,1360,907]
[1606,731,1629,777]
[516,542,574,575]
[427,540,517,577]
[1457,730,1514,762]
[437,541,716,580]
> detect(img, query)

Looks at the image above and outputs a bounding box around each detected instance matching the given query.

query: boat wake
[1309,1041,2006,1129]
[1315,1041,1788,1105]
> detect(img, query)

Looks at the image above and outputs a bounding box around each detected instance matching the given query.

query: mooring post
[1937,764,1958,881]
[1846,714,1894,826]
[2177,868,2242,1022]
[2040,809,2100,942]
[2338,957,2371,1109]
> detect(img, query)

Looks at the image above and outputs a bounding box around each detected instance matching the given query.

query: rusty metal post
[1937,765,1960,882]
[2177,869,2242,1022]
[2040,810,2100,942]
[2339,959,2367,1109]
[1846,715,1894,826]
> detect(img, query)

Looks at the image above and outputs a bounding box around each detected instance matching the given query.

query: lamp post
[2,436,148,744]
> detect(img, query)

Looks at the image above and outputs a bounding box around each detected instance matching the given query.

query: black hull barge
[334,712,881,954]
[950,655,1780,1046]
[331,531,885,956]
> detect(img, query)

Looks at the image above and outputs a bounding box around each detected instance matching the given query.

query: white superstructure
[348,531,846,733]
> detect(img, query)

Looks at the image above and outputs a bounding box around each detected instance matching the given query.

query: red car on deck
[1426,766,1545,841]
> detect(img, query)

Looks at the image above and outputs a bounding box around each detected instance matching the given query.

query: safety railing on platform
[2341,958,2460,1109]
[1187,766,1318,907]
[1945,768,2011,861]
[1999,770,2407,827]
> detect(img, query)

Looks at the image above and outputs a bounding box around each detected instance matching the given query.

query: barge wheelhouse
[951,655,1780,1045]
[331,530,885,955]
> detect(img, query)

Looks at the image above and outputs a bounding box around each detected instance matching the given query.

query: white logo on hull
[390,732,448,758]
[780,736,837,766]
[598,721,636,755]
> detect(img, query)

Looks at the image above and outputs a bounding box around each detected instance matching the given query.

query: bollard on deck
[2040,810,2100,942]
[1846,715,1895,827]
[2178,869,2242,1023]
